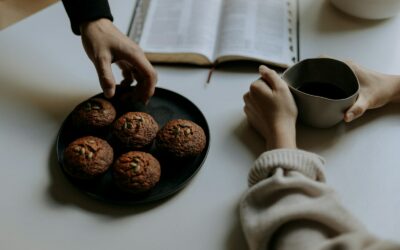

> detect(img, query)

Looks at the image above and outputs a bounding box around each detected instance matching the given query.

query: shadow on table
[47,139,173,217]
[225,206,248,250]
[234,103,400,157]
[297,122,346,152]
[234,117,342,158]
[342,103,400,133]
[234,119,265,159]
[0,80,89,123]
[154,60,284,75]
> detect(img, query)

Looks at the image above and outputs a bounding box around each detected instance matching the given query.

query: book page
[138,0,223,62]
[214,0,296,67]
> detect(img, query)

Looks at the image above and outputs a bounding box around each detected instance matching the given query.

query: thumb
[344,96,369,122]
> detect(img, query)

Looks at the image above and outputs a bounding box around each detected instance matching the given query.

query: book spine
[287,0,298,63]
[128,0,151,43]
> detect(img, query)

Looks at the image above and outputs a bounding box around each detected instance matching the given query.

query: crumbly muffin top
[72,98,116,128]
[156,119,206,157]
[113,151,161,192]
[63,136,114,179]
[112,112,159,149]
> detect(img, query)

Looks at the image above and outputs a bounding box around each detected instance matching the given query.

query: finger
[125,49,157,103]
[117,60,130,71]
[250,78,272,96]
[243,92,251,104]
[117,61,135,87]
[243,92,262,118]
[249,79,274,106]
[243,105,257,125]
[243,95,260,119]
[244,106,266,138]
[344,96,369,122]
[133,66,157,103]
[94,54,116,98]
[259,65,284,90]
[243,105,250,117]
[121,68,135,87]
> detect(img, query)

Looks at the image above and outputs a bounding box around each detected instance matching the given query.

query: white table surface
[0,1,399,249]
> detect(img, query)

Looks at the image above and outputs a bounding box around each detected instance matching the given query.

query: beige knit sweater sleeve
[239,149,399,250]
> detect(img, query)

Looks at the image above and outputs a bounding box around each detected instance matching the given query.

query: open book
[129,0,298,68]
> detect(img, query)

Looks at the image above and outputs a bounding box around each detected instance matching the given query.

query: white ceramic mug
[330,0,400,19]
[282,58,359,128]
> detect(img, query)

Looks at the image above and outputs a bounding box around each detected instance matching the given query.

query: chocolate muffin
[112,112,159,149]
[113,151,161,193]
[71,97,116,131]
[63,136,114,180]
[156,119,206,158]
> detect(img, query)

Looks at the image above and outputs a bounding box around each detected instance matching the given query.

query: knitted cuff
[62,0,114,35]
[248,149,326,187]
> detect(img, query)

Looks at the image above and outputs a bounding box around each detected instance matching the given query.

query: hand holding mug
[244,66,298,150]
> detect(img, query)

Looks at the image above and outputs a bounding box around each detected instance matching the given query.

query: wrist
[265,122,297,150]
[80,18,113,34]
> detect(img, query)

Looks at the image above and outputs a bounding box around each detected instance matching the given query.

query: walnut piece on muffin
[71,97,116,131]
[112,112,159,149]
[113,151,161,193]
[156,119,206,158]
[63,136,114,180]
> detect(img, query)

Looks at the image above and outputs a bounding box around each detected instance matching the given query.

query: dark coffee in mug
[297,81,348,99]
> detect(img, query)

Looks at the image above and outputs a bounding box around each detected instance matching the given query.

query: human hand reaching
[243,65,298,150]
[344,61,400,122]
[80,18,157,102]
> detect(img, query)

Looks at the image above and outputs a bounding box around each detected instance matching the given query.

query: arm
[241,66,399,250]
[62,1,157,101]
[62,0,113,35]
[243,66,297,151]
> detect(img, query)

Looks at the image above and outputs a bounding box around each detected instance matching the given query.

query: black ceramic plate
[56,87,210,205]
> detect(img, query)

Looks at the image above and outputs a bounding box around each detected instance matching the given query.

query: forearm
[240,149,399,250]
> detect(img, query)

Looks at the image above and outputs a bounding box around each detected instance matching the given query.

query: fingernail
[346,112,354,122]
[259,65,268,72]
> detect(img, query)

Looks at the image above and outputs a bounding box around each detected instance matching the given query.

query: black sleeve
[62,0,114,35]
